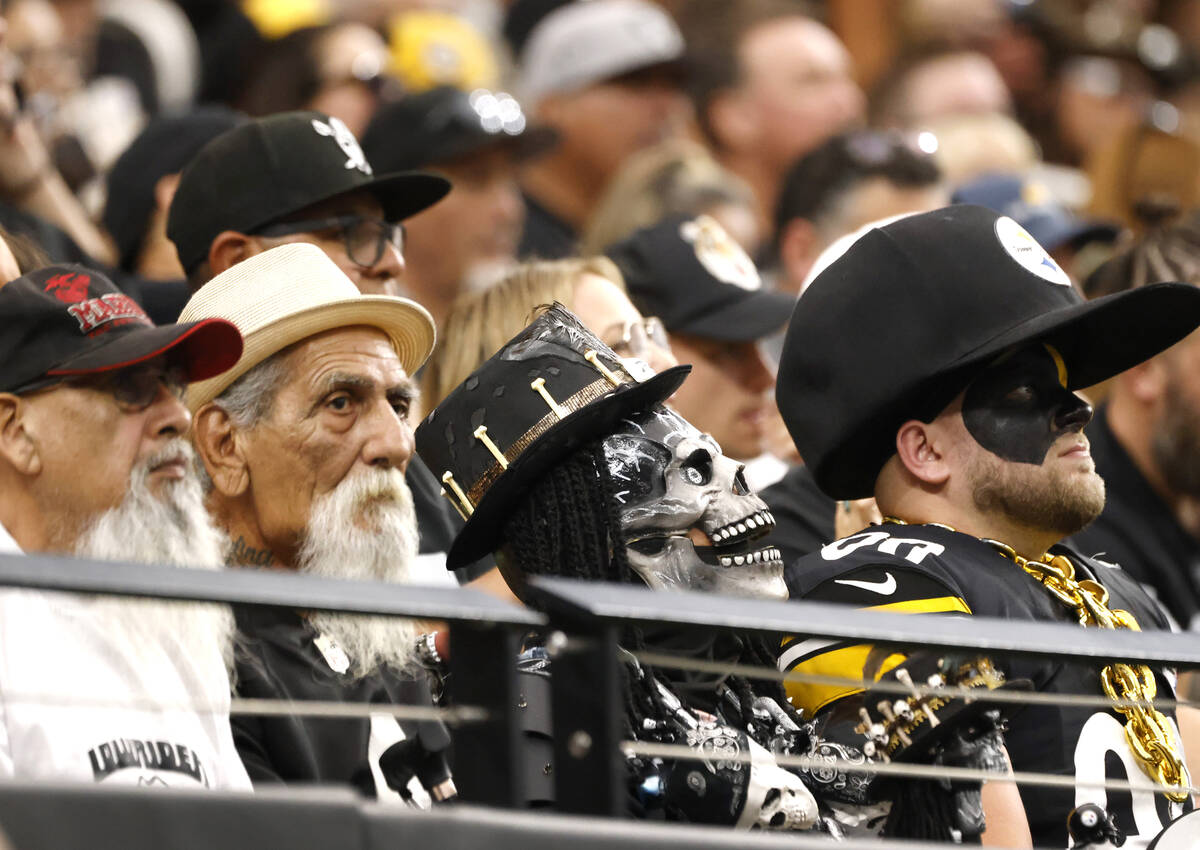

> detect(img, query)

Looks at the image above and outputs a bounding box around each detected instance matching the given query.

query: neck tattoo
[228,535,275,567]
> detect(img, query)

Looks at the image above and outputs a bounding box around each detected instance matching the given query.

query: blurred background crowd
[7,0,1200,287]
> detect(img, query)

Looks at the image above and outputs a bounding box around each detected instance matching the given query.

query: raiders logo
[311,116,373,176]
[44,272,92,304]
[680,215,761,291]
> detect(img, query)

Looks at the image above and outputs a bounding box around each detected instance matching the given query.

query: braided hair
[501,438,633,585]
[502,436,806,742]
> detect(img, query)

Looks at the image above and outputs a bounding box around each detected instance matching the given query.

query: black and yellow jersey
[780,522,1188,849]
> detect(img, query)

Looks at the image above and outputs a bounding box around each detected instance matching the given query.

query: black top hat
[167,110,451,274]
[607,214,795,342]
[0,265,242,393]
[416,304,689,569]
[778,204,1200,500]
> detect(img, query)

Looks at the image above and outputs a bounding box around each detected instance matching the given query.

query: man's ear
[777,217,818,295]
[153,172,183,214]
[193,403,250,497]
[1121,356,1167,406]
[208,231,260,277]
[894,419,951,486]
[0,395,41,476]
[706,88,757,152]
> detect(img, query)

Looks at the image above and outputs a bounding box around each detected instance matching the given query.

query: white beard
[73,439,236,683]
[297,466,423,680]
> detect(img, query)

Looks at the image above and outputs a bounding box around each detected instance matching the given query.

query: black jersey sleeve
[780,540,972,717]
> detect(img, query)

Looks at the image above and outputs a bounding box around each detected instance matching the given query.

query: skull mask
[602,406,787,600]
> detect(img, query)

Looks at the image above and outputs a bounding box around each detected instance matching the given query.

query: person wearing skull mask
[417,303,823,829]
[416,303,1012,833]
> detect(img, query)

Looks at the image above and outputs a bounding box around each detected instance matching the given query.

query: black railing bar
[632,650,1199,713]
[621,741,1198,798]
[0,690,489,724]
[0,553,543,627]
[530,577,1200,668]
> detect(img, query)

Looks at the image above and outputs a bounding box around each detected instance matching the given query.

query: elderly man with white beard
[180,243,444,799]
[0,263,251,789]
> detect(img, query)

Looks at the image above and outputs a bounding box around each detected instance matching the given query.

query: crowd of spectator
[3,0,1200,846]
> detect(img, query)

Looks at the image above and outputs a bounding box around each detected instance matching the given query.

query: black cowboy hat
[778,204,1200,499]
[416,303,689,569]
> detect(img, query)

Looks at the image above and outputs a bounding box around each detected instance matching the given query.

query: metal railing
[2,553,1199,848]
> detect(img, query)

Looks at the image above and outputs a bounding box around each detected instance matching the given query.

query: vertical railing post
[448,624,524,806]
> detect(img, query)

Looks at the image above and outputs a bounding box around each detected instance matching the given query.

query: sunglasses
[13,363,186,412]
[257,215,405,269]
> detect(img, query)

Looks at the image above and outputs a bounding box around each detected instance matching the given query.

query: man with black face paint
[775,205,1200,849]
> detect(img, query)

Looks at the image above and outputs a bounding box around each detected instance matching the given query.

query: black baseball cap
[104,106,246,272]
[607,214,795,342]
[778,204,1200,500]
[361,87,556,172]
[0,266,243,393]
[166,111,451,274]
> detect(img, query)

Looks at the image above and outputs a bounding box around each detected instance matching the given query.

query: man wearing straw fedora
[775,205,1200,847]
[180,243,449,800]
[168,109,491,587]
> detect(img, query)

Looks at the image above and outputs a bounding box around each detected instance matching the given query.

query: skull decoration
[602,406,788,600]
[740,740,821,830]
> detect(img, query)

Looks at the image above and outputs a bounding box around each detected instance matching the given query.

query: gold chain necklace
[882,517,1191,801]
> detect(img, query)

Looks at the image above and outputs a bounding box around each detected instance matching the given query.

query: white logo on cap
[994,215,1071,287]
[679,215,760,291]
[311,116,373,176]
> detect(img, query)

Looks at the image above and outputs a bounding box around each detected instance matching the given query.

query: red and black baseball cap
[167,110,451,275]
[0,266,243,394]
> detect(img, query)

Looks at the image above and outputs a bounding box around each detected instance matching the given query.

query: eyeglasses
[256,215,406,268]
[69,364,187,411]
[604,317,669,360]
[13,363,186,412]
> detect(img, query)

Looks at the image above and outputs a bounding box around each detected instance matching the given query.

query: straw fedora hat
[180,243,435,411]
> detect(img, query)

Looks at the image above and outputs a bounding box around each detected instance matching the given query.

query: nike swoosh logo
[833,573,897,595]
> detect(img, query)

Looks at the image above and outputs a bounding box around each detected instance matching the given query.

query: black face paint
[962,345,1093,465]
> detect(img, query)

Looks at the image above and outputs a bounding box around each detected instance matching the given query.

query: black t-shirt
[517,193,577,260]
[782,523,1190,848]
[231,604,434,797]
[1068,405,1200,629]
[761,464,838,567]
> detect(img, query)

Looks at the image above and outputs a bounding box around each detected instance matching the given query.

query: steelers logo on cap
[994,215,1071,287]
[680,215,761,291]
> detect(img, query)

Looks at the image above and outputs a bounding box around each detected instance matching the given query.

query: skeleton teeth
[734,555,745,565]
[746,517,758,529]
[720,556,732,567]
[736,522,746,534]
[751,551,761,563]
